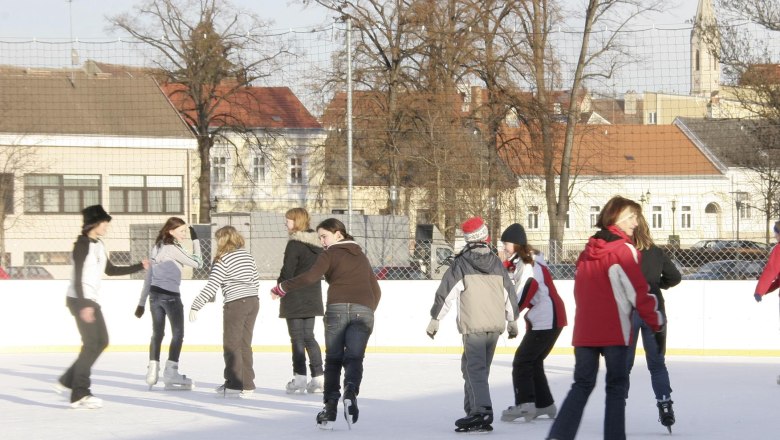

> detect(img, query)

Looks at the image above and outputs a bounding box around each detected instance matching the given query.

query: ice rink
[2,351,778,439]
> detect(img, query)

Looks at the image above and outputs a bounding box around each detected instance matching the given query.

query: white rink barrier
[1,280,778,355]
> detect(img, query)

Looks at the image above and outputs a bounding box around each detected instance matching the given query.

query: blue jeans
[149,292,184,362]
[626,310,672,400]
[286,317,323,377]
[548,346,629,440]
[322,303,374,402]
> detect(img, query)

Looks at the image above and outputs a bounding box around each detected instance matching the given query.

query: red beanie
[462,217,489,243]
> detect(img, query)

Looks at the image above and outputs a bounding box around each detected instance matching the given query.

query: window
[590,206,600,228]
[252,155,266,182]
[290,156,303,184]
[213,156,227,183]
[681,205,692,229]
[527,206,540,229]
[565,211,571,229]
[24,174,100,214]
[1,173,13,214]
[652,205,662,228]
[331,209,364,215]
[24,251,71,265]
[648,112,657,124]
[695,50,700,71]
[109,175,183,214]
[739,203,752,219]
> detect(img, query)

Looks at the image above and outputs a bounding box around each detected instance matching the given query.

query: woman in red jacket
[753,220,780,385]
[547,196,664,440]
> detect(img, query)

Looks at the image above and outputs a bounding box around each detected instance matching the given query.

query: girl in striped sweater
[189,226,260,396]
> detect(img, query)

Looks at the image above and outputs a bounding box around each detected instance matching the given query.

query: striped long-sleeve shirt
[191,249,259,310]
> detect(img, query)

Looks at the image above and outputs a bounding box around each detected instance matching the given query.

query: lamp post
[639,189,651,205]
[671,199,677,236]
[388,185,399,215]
[734,191,748,242]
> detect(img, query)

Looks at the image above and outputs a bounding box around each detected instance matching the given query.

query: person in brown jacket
[271,218,381,430]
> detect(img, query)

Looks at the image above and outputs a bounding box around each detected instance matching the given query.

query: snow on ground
[1,351,778,440]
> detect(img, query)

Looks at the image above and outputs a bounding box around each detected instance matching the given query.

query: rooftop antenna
[68,0,80,84]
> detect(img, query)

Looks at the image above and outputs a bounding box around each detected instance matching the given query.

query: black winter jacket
[639,245,682,315]
[277,230,324,318]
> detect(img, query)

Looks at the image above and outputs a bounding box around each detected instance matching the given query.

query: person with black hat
[56,205,149,409]
[427,216,519,433]
[498,223,567,423]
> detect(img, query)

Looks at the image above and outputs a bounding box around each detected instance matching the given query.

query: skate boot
[657,399,675,433]
[70,395,103,409]
[455,412,494,433]
[163,360,193,391]
[145,360,159,390]
[501,402,536,422]
[534,403,557,419]
[343,385,359,428]
[316,399,338,430]
[285,374,307,394]
[307,375,324,393]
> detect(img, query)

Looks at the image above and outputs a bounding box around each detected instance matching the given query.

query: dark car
[682,259,765,280]
[546,263,576,280]
[373,266,428,280]
[7,266,55,280]
[672,240,771,268]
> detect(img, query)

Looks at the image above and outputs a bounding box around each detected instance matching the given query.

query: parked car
[671,240,771,268]
[682,259,765,280]
[6,266,55,280]
[373,266,428,280]
[546,263,576,280]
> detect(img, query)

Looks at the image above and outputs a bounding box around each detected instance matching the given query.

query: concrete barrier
[1,280,778,355]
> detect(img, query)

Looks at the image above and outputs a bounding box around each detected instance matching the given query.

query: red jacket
[572,226,663,347]
[755,244,780,297]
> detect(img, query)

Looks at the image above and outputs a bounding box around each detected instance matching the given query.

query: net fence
[1,7,779,282]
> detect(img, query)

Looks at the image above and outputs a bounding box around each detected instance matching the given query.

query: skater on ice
[271,218,381,430]
[136,216,201,391]
[276,207,325,394]
[753,220,780,385]
[57,205,148,409]
[426,216,519,433]
[498,223,567,423]
[189,226,260,397]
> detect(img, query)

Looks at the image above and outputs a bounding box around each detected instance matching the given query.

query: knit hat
[500,223,527,246]
[462,217,489,243]
[82,204,112,227]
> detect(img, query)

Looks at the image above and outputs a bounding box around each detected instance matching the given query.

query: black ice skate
[343,385,359,429]
[455,413,494,433]
[316,400,338,430]
[657,399,675,433]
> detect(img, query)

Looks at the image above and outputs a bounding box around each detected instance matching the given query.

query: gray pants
[461,332,499,416]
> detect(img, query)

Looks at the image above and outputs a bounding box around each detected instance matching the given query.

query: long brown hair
[213,226,245,263]
[596,196,641,229]
[632,212,655,251]
[155,217,185,246]
[285,207,311,233]
[316,218,354,241]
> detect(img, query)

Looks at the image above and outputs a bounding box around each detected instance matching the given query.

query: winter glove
[134,306,144,318]
[507,321,519,339]
[426,318,439,339]
[654,326,667,355]
[189,309,198,322]
[189,226,198,240]
[754,293,763,302]
[271,284,286,298]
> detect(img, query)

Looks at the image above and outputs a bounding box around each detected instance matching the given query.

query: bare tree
[110,0,288,222]
[0,142,43,268]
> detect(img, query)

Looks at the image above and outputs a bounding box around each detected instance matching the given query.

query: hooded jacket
[277,230,325,318]
[755,244,780,298]
[572,226,663,347]
[509,253,568,331]
[430,243,519,334]
[280,240,381,311]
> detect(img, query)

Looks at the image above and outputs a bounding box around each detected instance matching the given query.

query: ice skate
[500,402,536,422]
[343,385,359,428]
[215,384,242,398]
[307,375,324,393]
[455,413,493,433]
[657,399,675,433]
[53,381,69,395]
[316,399,338,430]
[145,360,159,390]
[70,395,103,409]
[285,374,307,394]
[162,360,193,391]
[534,403,557,419]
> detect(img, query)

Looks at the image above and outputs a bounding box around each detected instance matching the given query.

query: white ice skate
[307,375,324,393]
[534,403,557,419]
[501,402,536,422]
[145,360,159,390]
[163,360,193,391]
[70,395,103,409]
[285,374,307,394]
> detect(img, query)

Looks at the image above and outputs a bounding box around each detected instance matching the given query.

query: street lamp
[639,189,651,205]
[734,191,748,242]
[671,199,677,236]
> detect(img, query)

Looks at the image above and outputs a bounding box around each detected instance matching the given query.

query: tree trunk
[197,134,213,224]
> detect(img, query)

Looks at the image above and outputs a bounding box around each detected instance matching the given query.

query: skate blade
[285,388,306,395]
[343,399,353,430]
[164,384,194,391]
[454,425,493,434]
[317,421,335,430]
[667,426,672,434]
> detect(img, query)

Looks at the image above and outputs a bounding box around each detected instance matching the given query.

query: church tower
[691,0,720,96]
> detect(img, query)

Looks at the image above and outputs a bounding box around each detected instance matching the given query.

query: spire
[690,0,719,97]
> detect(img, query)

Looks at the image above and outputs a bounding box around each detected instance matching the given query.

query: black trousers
[511,327,561,407]
[60,297,109,403]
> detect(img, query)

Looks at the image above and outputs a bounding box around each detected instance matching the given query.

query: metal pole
[346,16,353,231]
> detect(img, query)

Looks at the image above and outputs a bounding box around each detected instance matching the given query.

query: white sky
[3,351,779,439]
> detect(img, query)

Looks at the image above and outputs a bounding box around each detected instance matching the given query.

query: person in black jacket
[278,208,325,394]
[625,211,681,433]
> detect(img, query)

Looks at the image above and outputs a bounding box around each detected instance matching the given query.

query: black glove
[754,293,762,302]
[189,226,198,240]
[654,326,666,355]
[134,306,144,318]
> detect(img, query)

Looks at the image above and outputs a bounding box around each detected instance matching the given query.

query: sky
[0,0,701,41]
[3,350,779,440]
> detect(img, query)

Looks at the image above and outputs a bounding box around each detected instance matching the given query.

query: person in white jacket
[136,217,201,390]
